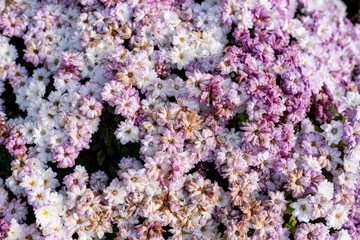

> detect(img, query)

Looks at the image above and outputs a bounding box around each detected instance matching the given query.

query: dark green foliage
[46,104,141,185]
[103,224,119,239]
[9,37,36,75]
[247,228,255,237]
[3,80,27,119]
[0,145,13,179]
[284,215,298,235]
[226,112,249,129]
[75,103,141,179]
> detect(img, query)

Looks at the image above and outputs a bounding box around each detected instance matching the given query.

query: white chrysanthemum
[32,67,51,85]
[114,120,139,145]
[343,91,360,108]
[6,219,25,240]
[336,229,352,240]
[343,158,359,174]
[41,168,59,190]
[6,174,25,196]
[207,37,224,54]
[302,155,322,173]
[170,46,194,69]
[344,146,360,173]
[301,118,315,133]
[303,0,326,12]
[49,192,66,213]
[338,172,357,189]
[163,10,181,28]
[290,198,312,223]
[172,28,190,46]
[29,156,46,171]
[86,45,104,66]
[0,187,8,212]
[66,185,87,210]
[20,120,36,143]
[45,221,68,239]
[0,42,18,61]
[103,178,127,205]
[225,128,241,147]
[33,123,50,146]
[321,120,343,145]
[327,54,341,72]
[319,66,335,95]
[238,9,253,29]
[78,229,97,240]
[316,179,334,201]
[20,173,44,190]
[317,20,333,41]
[326,204,349,230]
[35,205,61,228]
[26,79,46,99]
[138,69,158,91]
[27,186,51,207]
[16,84,31,111]
[140,134,159,157]
[287,19,307,39]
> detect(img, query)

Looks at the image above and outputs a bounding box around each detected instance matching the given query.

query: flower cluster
[1,0,360,239]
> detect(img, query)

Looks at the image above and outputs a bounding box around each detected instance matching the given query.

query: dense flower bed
[1,0,360,239]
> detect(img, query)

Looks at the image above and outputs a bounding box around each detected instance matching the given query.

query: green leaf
[331,107,346,122]
[334,114,346,122]
[91,142,102,151]
[284,190,292,198]
[284,216,298,235]
[227,32,235,45]
[97,150,106,166]
[107,105,115,114]
[289,216,297,228]
[104,224,119,239]
[107,147,114,156]
[247,228,255,237]
[120,146,129,156]
[314,125,324,133]
[237,112,249,127]
[283,203,294,215]
[104,130,112,147]
[0,145,13,179]
[109,166,118,178]
[331,140,348,151]
[331,107,337,115]
[322,169,333,182]
[115,115,122,123]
